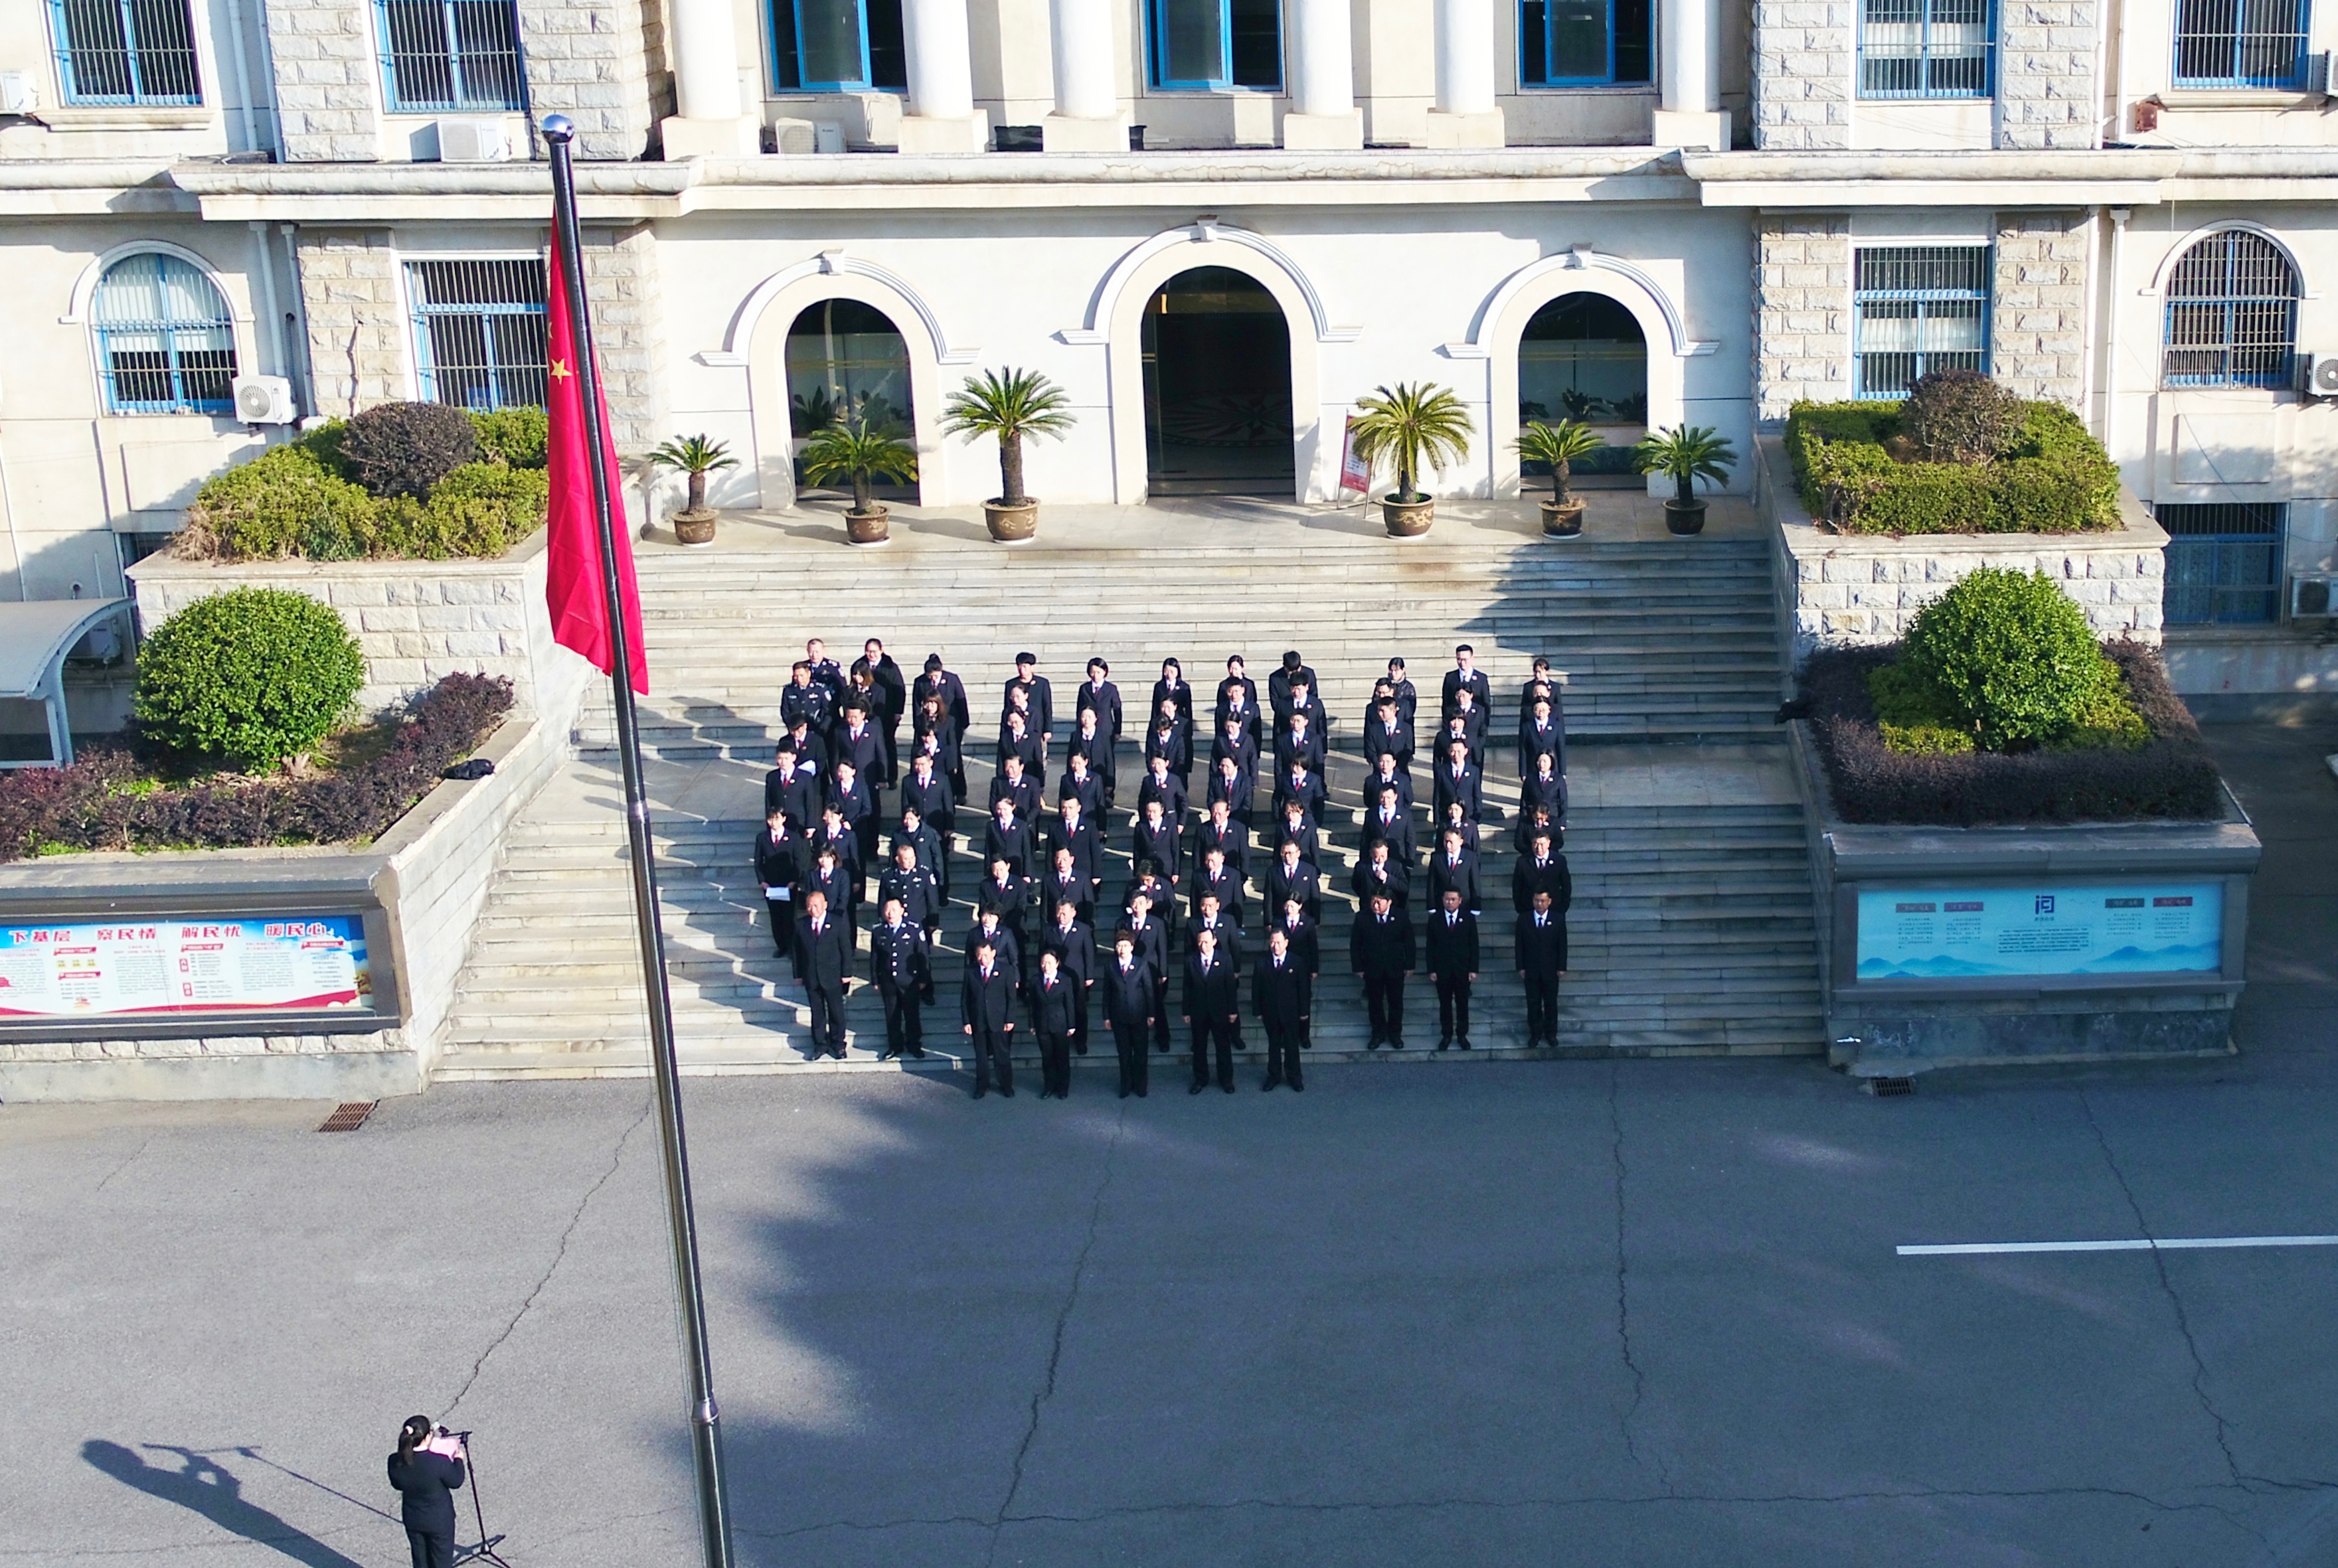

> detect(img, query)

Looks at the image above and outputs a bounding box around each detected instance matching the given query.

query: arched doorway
[1519,293,1647,483]
[1139,266,1295,497]
[786,298,918,501]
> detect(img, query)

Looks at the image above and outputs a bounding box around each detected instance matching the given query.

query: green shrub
[361,461,548,559]
[177,443,380,562]
[1864,661,1975,753]
[1901,368,2019,464]
[2052,666,2153,751]
[341,401,479,499]
[133,588,367,771]
[1788,396,2120,536]
[1900,568,2111,751]
[469,406,548,469]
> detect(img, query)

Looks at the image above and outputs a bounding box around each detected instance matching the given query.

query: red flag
[544,238,647,695]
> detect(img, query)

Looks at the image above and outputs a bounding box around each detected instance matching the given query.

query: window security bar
[1852,246,1990,400]
[2163,230,2299,389]
[2173,0,2311,86]
[406,258,549,412]
[1860,0,1993,98]
[375,0,527,114]
[52,0,201,106]
[92,252,236,416]
[2157,502,2286,625]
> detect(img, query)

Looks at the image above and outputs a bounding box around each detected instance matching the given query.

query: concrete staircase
[434,534,1824,1078]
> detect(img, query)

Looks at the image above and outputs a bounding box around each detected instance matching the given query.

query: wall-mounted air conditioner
[231,375,296,425]
[2290,575,2338,621]
[2302,353,2338,401]
[0,72,38,115]
[437,118,512,163]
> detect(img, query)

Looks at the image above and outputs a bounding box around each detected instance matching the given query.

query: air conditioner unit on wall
[2290,575,2338,621]
[436,118,511,163]
[0,72,38,116]
[231,375,296,426]
[2302,353,2338,400]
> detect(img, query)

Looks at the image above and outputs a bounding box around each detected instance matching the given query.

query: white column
[1424,0,1505,145]
[1042,0,1131,149]
[1651,0,1728,148]
[661,0,755,156]
[898,0,987,151]
[1282,0,1362,147]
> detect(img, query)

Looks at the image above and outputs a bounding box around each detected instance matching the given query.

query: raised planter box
[1787,724,2260,1076]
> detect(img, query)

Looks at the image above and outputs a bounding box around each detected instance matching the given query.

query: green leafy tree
[1515,419,1606,505]
[1634,424,1738,506]
[1351,382,1473,503]
[133,588,365,772]
[647,433,739,514]
[799,418,920,512]
[942,368,1074,507]
[1900,568,2111,750]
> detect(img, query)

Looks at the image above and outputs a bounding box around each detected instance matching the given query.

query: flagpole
[541,114,734,1568]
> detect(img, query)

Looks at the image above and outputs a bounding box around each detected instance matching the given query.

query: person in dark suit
[910,693,962,802]
[1519,685,1567,783]
[1274,710,1327,777]
[1142,711,1191,792]
[967,906,1021,996]
[879,840,940,935]
[1351,838,1412,912]
[1076,658,1122,753]
[1384,655,1420,728]
[830,759,878,889]
[1272,760,1327,830]
[833,700,886,791]
[1118,893,1173,1055]
[1520,753,1566,845]
[1183,927,1241,1093]
[1518,888,1568,1049]
[914,653,971,740]
[1048,797,1104,914]
[1188,893,1243,975]
[861,637,907,781]
[804,838,856,936]
[1429,827,1483,915]
[754,810,798,959]
[1005,652,1054,751]
[1272,798,1321,869]
[1362,783,1418,866]
[961,937,1017,1098]
[1351,891,1415,1050]
[1031,949,1081,1098]
[870,896,930,1059]
[1442,643,1492,720]
[1207,753,1254,831]
[1058,749,1106,822]
[1273,898,1320,1004]
[1363,698,1414,773]
[1255,926,1309,1091]
[1210,712,1260,779]
[1039,899,1096,1048]
[900,751,955,864]
[989,753,1042,823]
[983,799,1038,881]
[976,854,1034,954]
[1190,846,1244,929]
[766,742,820,831]
[1279,674,1327,736]
[1436,799,1482,858]
[1104,933,1154,1097]
[1067,706,1118,812]
[1267,649,1317,716]
[1137,754,1188,824]
[388,1416,465,1568]
[1195,797,1249,882]
[1440,686,1490,762]
[797,890,853,1060]
[1216,655,1261,742]
[782,716,829,778]
[1433,740,1483,824]
[1426,888,1480,1050]
[1133,801,1182,895]
[1151,657,1196,763]
[997,710,1046,789]
[1264,838,1321,921]
[1513,830,1572,918]
[1041,848,1091,933]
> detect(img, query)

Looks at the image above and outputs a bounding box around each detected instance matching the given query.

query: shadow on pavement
[80,1441,368,1568]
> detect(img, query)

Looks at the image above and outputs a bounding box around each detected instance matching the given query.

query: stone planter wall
[1755,435,2168,671]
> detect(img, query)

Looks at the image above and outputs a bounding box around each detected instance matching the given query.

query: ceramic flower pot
[985,500,1039,542]
[1382,496,1435,537]
[845,507,890,546]
[673,509,718,546]
[1541,499,1585,537]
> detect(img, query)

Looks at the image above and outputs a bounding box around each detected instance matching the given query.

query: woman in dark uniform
[388,1414,466,1568]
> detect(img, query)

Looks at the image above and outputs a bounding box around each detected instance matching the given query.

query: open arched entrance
[1519,293,1647,484]
[1139,266,1295,498]
[785,298,919,501]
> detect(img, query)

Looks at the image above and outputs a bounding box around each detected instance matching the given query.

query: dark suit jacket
[1116,916,1169,985]
[1041,868,1090,922]
[1254,955,1310,1026]
[804,860,854,918]
[387,1450,466,1534]
[1137,769,1189,822]
[866,654,907,726]
[1075,679,1123,742]
[1151,678,1197,746]
[1194,817,1249,878]
[1519,712,1568,780]
[1265,857,1321,918]
[1351,856,1412,910]
[1215,674,1260,733]
[833,722,884,781]
[1517,911,1569,975]
[1442,666,1493,718]
[1189,865,1244,925]
[1362,806,1418,864]
[870,919,929,989]
[1039,919,1096,990]
[878,863,940,928]
[1183,952,1240,1020]
[1271,911,1320,975]
[1207,765,1255,821]
[1143,724,1190,774]
[1103,957,1155,1026]
[983,815,1037,879]
[1210,726,1261,777]
[900,771,956,831]
[911,715,961,778]
[784,726,829,774]
[1363,712,1415,768]
[988,771,1043,821]
[764,763,815,825]
[1386,675,1420,726]
[1519,769,1567,832]
[797,916,853,991]
[1433,761,1484,823]
[1058,765,1107,819]
[1031,973,1082,1034]
[995,725,1045,779]
[967,920,1021,980]
[1274,724,1328,777]
[961,962,1017,1030]
[1513,852,1573,915]
[977,872,1034,935]
[1271,769,1327,826]
[1005,674,1054,738]
[1428,849,1484,913]
[914,669,971,735]
[1267,664,1319,714]
[754,828,798,892]
[1351,909,1416,976]
[828,775,875,829]
[1046,817,1103,886]
[1187,913,1244,971]
[1425,907,1481,977]
[892,821,946,882]
[1132,817,1183,882]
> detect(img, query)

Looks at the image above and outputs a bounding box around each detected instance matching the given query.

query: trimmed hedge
[1802,643,2222,825]
[0,673,513,862]
[1786,397,2120,536]
[133,587,366,771]
[178,407,548,563]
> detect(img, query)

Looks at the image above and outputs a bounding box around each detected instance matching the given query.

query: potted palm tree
[648,433,738,547]
[941,366,1074,542]
[1634,424,1738,536]
[1351,382,1473,538]
[1515,418,1604,538]
[799,417,919,546]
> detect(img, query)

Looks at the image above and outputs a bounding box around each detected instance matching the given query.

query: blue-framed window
[1146,0,1282,90]
[91,253,236,416]
[375,0,525,114]
[2159,503,2286,625]
[2163,230,2299,388]
[406,259,548,412]
[1859,0,1992,96]
[2173,0,2311,86]
[51,0,201,106]
[769,0,906,92]
[1519,0,1652,84]
[1852,245,1989,400]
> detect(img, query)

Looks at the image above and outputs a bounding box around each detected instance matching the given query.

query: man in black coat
[797,890,853,1061]
[1042,848,1092,933]
[1518,888,1568,1049]
[1048,798,1104,910]
[1272,760,1327,830]
[1273,898,1320,1000]
[1005,653,1054,749]
[1519,684,1567,783]
[1426,888,1481,1050]
[833,702,886,794]
[1513,831,1572,917]
[869,896,929,1060]
[1031,949,1081,1098]
[1255,926,1309,1091]
[900,753,955,860]
[1264,838,1321,922]
[1058,750,1107,821]
[1188,893,1243,975]
[1363,699,1414,773]
[1363,783,1418,866]
[1039,899,1096,1049]
[1194,797,1248,879]
[829,761,878,892]
[878,840,940,935]
[989,753,1042,823]
[754,810,798,960]
[1432,740,1484,825]
[1190,846,1244,929]
[914,653,971,737]
[1103,932,1155,1097]
[1183,927,1241,1093]
[1351,892,1415,1050]
[861,637,908,780]
[1267,649,1318,716]
[961,937,1018,1097]
[766,742,821,831]
[983,799,1038,882]
[1274,710,1327,777]
[1428,827,1483,916]
[1216,655,1262,742]
[1207,754,1255,830]
[1118,893,1173,1055]
[976,855,1034,954]
[1442,643,1493,720]
[1132,802,1182,896]
[1351,839,1412,913]
[781,661,834,736]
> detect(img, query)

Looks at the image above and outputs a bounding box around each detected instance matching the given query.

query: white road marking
[1899,1235,2338,1256]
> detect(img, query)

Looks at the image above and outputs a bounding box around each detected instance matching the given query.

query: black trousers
[1110,1014,1150,1093]
[766,897,792,957]
[807,982,847,1056]
[1191,1015,1234,1087]
[1264,1016,1303,1087]
[1523,972,1559,1042]
[969,1022,1014,1093]
[1039,1026,1073,1095]
[878,982,922,1054]
[406,1526,454,1568]
[1436,974,1472,1041]
[1364,972,1406,1043]
[1072,988,1092,1053]
[1150,977,1173,1052]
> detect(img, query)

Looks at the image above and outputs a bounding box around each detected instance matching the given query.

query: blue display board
[0,915,375,1018]
[1855,883,2224,980]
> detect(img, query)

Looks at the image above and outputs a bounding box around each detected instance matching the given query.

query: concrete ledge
[0,1049,421,1103]
[1041,114,1132,153]
[1280,110,1367,151]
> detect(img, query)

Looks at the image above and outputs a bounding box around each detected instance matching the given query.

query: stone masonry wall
[294,229,406,417]
[1995,0,2099,149]
[580,224,669,451]
[1752,0,1852,149]
[1991,210,2090,408]
[1754,215,1851,426]
[516,0,669,161]
[264,0,379,163]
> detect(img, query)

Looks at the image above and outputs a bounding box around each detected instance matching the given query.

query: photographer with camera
[388,1415,467,1568]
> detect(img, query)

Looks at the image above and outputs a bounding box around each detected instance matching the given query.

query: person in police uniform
[869,895,929,1060]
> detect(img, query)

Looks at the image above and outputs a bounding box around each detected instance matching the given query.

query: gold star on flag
[548,359,574,380]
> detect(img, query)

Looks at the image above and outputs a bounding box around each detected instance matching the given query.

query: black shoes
[973,1085,987,1100]
[1459,1036,1473,1050]
[1221,1081,1236,1094]
[1189,1081,1207,1095]
[1262,1077,1282,1092]
[1390,1037,1406,1050]
[1436,1037,1451,1051]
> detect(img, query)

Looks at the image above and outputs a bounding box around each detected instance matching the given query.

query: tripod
[450,1431,514,1567]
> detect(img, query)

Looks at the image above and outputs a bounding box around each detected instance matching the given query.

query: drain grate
[1865,1076,1916,1098]
[317,1100,377,1132]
